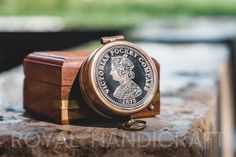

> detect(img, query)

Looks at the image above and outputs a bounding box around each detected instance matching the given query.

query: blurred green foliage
[0,0,236,29]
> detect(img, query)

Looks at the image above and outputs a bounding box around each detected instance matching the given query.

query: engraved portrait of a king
[110,54,142,100]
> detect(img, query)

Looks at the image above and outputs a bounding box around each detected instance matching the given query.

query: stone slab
[0,43,229,157]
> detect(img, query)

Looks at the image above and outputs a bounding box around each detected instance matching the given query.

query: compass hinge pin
[101,35,125,44]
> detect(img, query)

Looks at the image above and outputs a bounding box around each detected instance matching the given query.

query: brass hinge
[53,100,80,109]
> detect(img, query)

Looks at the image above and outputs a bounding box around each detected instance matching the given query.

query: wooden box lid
[24,51,90,86]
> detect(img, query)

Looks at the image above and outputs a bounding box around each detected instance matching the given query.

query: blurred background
[0,0,236,71]
[0,0,235,156]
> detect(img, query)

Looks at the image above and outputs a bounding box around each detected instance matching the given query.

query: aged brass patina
[79,35,158,123]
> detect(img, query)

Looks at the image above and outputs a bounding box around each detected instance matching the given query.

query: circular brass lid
[79,36,158,118]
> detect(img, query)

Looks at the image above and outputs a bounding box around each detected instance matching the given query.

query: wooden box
[23,51,160,124]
